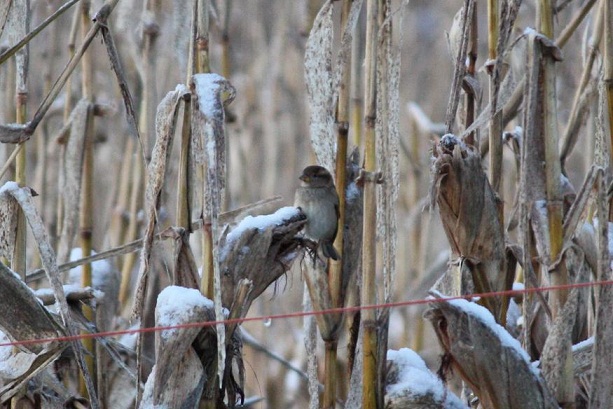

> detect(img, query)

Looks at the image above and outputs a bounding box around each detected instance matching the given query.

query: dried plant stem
[407,114,424,352]
[12,108,27,279]
[362,0,378,407]
[78,0,96,399]
[323,340,338,409]
[107,137,133,251]
[193,0,215,302]
[538,1,573,404]
[220,0,232,80]
[177,96,192,230]
[323,1,353,407]
[119,150,144,307]
[464,3,478,146]
[10,0,29,282]
[79,106,96,398]
[350,16,364,147]
[604,0,613,184]
[487,0,503,194]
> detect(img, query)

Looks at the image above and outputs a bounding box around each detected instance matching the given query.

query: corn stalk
[361,0,378,407]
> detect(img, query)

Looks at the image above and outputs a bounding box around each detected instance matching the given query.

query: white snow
[156,286,214,340]
[386,348,464,407]
[572,336,594,352]
[224,206,301,247]
[512,282,525,292]
[192,73,227,117]
[174,83,189,94]
[0,181,19,194]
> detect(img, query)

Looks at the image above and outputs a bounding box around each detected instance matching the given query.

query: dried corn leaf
[425,293,558,409]
[589,172,613,407]
[1,182,98,405]
[0,263,63,355]
[132,85,189,320]
[304,0,335,172]
[431,134,510,322]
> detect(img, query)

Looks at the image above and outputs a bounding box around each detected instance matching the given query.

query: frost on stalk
[304,1,335,172]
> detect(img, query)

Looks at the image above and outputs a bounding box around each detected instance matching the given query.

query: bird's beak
[299,175,310,182]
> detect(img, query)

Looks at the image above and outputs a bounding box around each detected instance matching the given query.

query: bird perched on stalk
[294,165,340,260]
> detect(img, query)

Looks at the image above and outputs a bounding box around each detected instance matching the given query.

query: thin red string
[2,278,612,349]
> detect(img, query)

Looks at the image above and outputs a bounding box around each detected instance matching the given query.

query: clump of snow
[174,83,189,94]
[156,286,213,340]
[0,181,19,194]
[512,282,525,292]
[192,73,227,117]
[224,206,300,247]
[386,348,464,407]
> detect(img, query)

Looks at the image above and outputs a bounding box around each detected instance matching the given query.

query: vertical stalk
[539,1,573,405]
[194,0,214,299]
[487,0,503,193]
[464,3,478,146]
[362,0,378,408]
[12,0,30,281]
[324,2,353,405]
[78,0,95,398]
[10,5,29,406]
[350,13,364,147]
[79,106,95,398]
[220,0,232,210]
[604,0,613,218]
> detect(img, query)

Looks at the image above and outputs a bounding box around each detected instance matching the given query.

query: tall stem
[362,0,378,407]
[78,0,95,398]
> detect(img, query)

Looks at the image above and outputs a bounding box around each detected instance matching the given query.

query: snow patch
[156,286,213,340]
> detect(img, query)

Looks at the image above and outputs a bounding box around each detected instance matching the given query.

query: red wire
[2,278,612,349]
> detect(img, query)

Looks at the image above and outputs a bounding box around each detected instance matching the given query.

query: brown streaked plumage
[294,165,340,260]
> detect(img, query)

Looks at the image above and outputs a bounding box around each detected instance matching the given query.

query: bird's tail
[322,241,340,261]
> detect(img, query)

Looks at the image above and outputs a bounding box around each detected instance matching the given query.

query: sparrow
[294,165,340,260]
